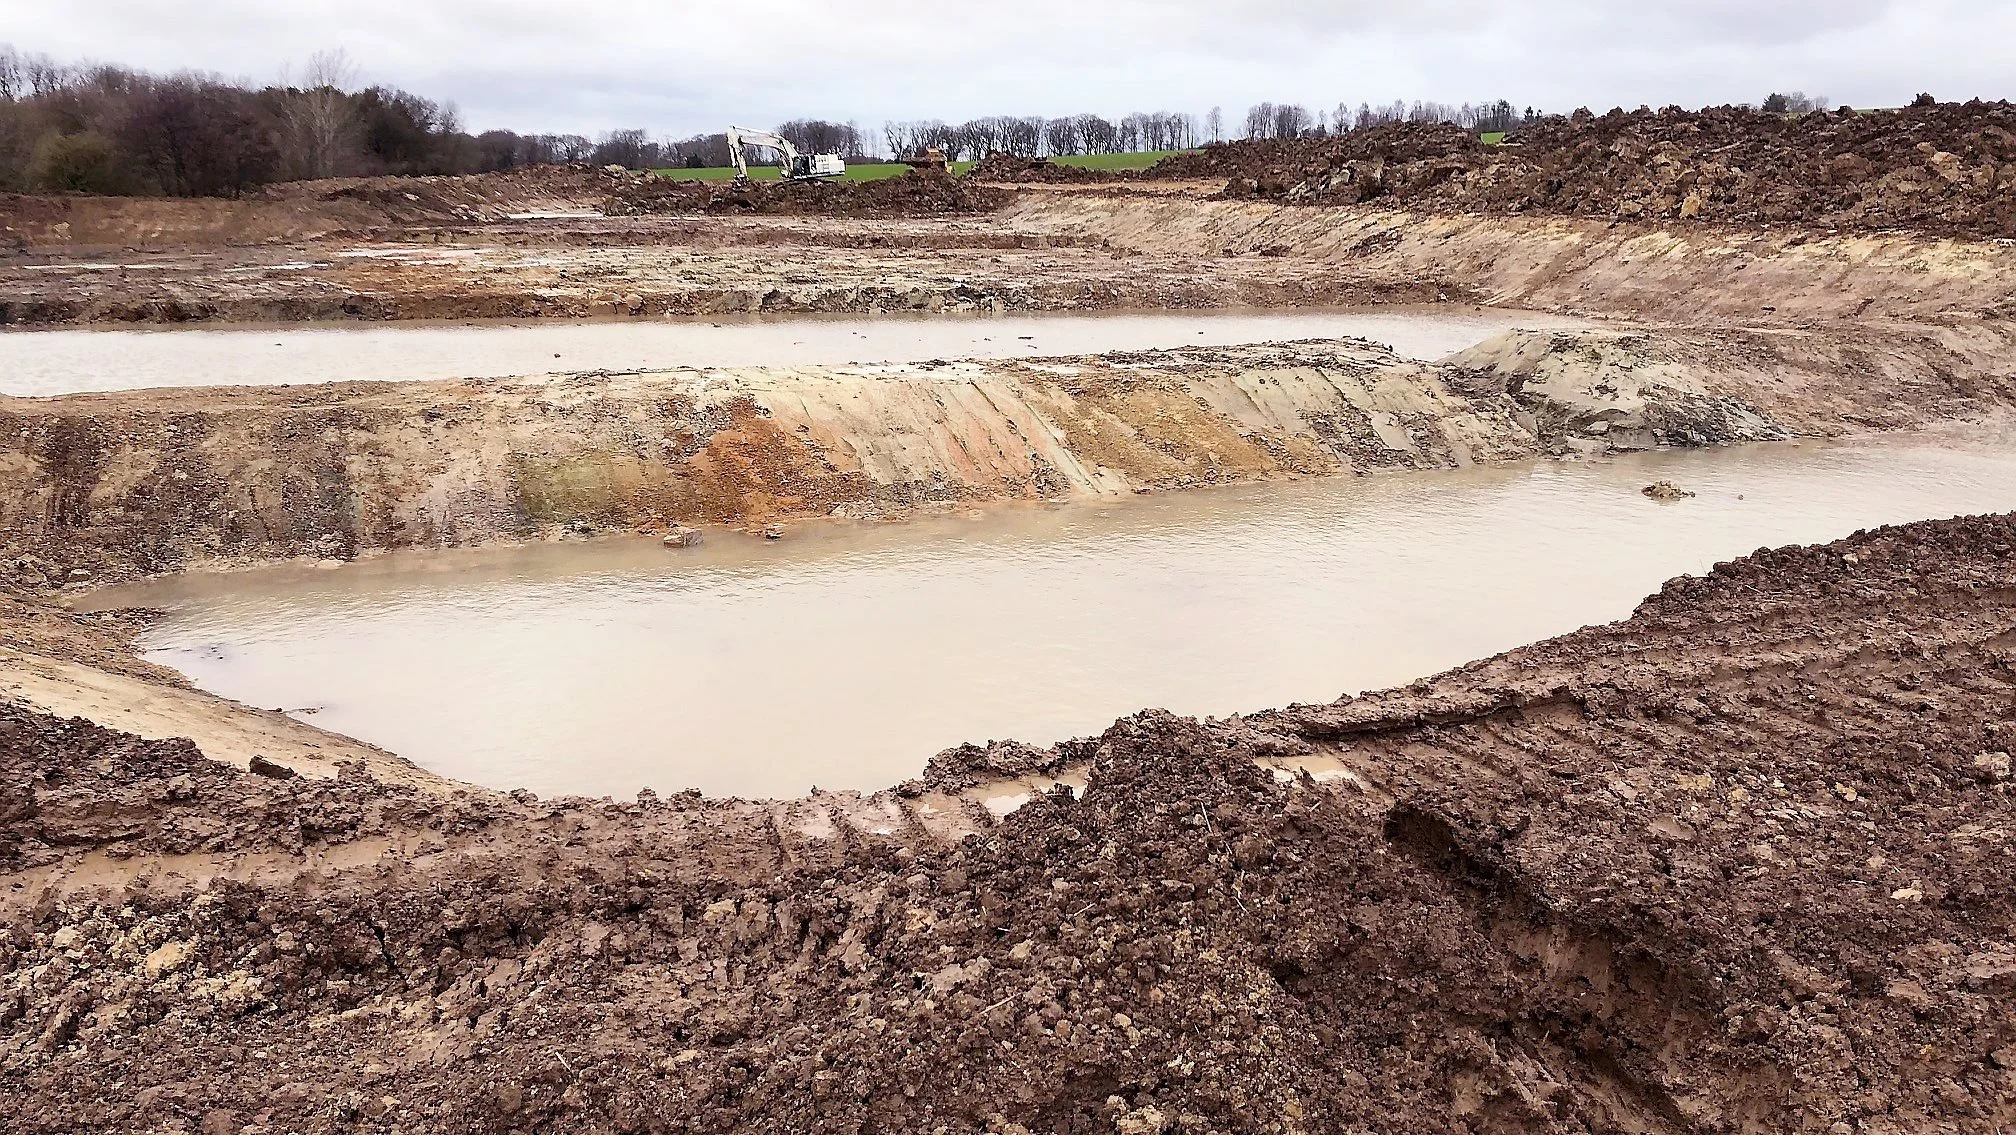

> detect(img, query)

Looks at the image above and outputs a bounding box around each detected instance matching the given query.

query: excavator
[725,126,845,185]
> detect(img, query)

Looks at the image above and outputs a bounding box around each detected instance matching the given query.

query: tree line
[0,43,1848,198]
[0,47,672,195]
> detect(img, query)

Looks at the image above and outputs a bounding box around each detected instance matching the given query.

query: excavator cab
[790,153,847,179]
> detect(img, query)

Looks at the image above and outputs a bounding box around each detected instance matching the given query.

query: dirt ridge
[1150,101,2016,238]
[11,324,2008,588]
[2,513,2012,1132]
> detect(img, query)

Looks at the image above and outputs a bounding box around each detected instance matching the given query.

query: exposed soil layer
[965,153,1118,184]
[9,322,2011,588]
[0,166,1011,258]
[4,513,2014,1132]
[1150,102,2016,238]
[606,168,1016,218]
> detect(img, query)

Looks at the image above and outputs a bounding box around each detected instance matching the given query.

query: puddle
[0,306,1585,397]
[81,433,2016,800]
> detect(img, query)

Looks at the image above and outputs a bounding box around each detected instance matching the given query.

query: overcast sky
[7,0,2014,138]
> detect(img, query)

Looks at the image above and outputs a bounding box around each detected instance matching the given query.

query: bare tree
[591,128,655,169]
[1762,91,1826,114]
[777,119,864,158]
[24,52,68,99]
[0,45,24,102]
[122,75,276,195]
[1272,103,1312,139]
[1044,116,1081,156]
[883,119,956,159]
[1078,114,1118,153]
[1243,102,1272,139]
[276,49,359,179]
[1206,106,1222,144]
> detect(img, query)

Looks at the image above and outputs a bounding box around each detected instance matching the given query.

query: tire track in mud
[1,515,2013,1131]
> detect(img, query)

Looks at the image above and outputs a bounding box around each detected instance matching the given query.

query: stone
[144,940,194,979]
[1974,751,2011,782]
[1114,1106,1169,1134]
[761,524,785,540]
[1642,480,1696,501]
[662,527,703,548]
[249,755,298,779]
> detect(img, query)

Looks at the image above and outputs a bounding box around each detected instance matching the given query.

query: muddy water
[85,434,2016,800]
[0,306,1582,396]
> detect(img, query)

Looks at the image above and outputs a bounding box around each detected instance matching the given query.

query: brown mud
[1153,101,2016,238]
[4,109,2016,1132]
[9,320,2014,588]
[3,514,2013,1132]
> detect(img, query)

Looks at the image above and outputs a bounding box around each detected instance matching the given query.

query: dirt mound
[606,169,1014,218]
[4,513,2016,1131]
[964,152,1116,183]
[1151,121,1479,189]
[1155,102,2016,237]
[260,164,620,222]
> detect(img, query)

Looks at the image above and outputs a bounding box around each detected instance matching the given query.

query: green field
[1050,150,1188,170]
[650,150,1191,183]
[1479,131,1507,146]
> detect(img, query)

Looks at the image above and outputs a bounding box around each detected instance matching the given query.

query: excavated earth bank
[4,322,2013,587]
[1154,102,2016,238]
[2,514,2014,1133]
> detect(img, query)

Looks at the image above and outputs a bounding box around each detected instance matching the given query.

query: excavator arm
[726,127,800,183]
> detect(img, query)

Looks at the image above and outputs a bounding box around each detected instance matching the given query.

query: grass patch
[1479,131,1507,146]
[1047,150,1188,171]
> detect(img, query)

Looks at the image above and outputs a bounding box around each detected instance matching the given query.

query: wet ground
[85,431,2016,799]
[0,305,1583,396]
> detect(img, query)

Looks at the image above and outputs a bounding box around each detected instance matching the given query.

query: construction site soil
[4,103,2016,1132]
[1153,101,2016,238]
[3,514,2015,1132]
[914,102,2016,240]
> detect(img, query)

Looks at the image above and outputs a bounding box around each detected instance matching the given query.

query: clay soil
[4,104,2016,1134]
[1149,101,2016,238]
[2,514,2014,1133]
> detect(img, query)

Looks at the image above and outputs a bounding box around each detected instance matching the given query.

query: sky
[7,0,2015,139]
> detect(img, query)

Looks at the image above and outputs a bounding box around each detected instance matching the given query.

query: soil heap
[3,513,2014,1132]
[1150,102,2016,237]
[606,169,1014,218]
[964,152,1117,183]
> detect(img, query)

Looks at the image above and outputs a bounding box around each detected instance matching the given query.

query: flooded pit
[0,305,1584,397]
[82,432,2016,800]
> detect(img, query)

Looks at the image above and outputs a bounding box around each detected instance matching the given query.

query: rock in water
[1642,480,1696,501]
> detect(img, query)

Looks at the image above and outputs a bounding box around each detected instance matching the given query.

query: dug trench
[3,512,2015,1133]
[4,320,2015,588]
